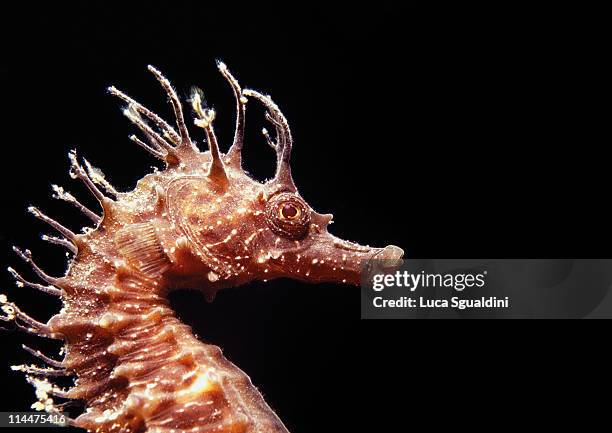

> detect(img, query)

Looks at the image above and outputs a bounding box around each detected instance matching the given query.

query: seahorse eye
[280,203,300,220]
[266,193,311,239]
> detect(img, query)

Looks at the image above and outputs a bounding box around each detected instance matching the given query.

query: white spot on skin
[113,259,127,269]
[176,367,219,403]
[2,304,15,318]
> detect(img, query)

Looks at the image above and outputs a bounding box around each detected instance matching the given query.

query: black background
[0,3,606,432]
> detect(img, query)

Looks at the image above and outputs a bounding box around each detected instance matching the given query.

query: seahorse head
[104,63,403,297]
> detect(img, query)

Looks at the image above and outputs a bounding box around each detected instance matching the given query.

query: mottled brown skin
[1,63,403,433]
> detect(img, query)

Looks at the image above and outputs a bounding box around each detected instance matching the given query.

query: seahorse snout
[372,245,404,265]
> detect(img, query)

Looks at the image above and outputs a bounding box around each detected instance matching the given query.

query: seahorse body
[1,63,403,432]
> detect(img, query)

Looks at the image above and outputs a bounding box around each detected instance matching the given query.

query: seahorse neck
[47,259,288,432]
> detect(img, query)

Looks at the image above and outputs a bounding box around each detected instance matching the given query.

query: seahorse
[0,62,403,433]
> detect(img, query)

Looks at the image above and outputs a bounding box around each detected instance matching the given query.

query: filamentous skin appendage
[0,63,404,433]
